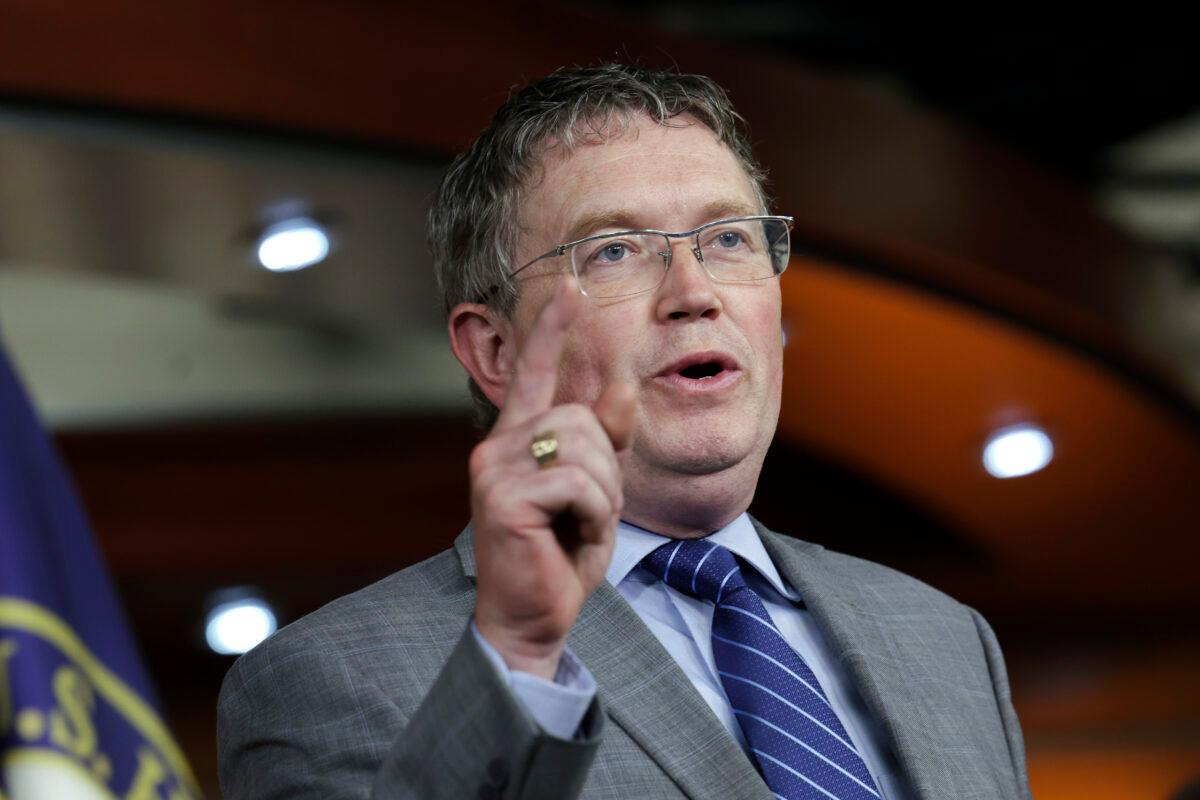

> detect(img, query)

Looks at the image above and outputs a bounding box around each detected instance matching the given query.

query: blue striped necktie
[642,539,882,800]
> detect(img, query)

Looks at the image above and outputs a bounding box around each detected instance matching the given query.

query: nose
[655,238,722,322]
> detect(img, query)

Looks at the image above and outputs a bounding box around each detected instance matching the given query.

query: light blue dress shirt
[476,514,914,799]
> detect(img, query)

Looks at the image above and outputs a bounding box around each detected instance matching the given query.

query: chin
[624,441,762,536]
[636,429,754,477]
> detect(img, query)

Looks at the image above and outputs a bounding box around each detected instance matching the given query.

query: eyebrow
[563,198,763,243]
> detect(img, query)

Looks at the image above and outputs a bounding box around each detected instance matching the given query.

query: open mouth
[657,353,741,391]
[678,361,725,380]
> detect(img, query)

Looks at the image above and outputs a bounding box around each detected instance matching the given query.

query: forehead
[519,114,759,249]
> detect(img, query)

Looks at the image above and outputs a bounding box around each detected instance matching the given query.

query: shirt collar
[607,513,800,601]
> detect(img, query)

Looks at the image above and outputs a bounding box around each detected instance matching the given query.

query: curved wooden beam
[0,0,1163,378]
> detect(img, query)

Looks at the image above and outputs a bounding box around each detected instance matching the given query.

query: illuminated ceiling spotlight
[982,423,1054,479]
[255,216,330,272]
[204,594,278,655]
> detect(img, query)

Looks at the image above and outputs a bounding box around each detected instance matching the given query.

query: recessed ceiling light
[255,217,330,272]
[982,423,1054,479]
[204,596,278,655]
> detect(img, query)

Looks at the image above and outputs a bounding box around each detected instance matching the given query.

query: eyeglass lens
[569,218,790,299]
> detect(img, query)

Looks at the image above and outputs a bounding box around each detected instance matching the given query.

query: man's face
[507,114,783,532]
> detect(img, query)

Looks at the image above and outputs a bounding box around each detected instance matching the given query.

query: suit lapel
[455,528,770,800]
[570,581,771,800]
[755,520,1004,800]
[458,524,1012,798]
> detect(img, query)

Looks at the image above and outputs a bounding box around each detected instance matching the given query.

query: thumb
[593,381,637,453]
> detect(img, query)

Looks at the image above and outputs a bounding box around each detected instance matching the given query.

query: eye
[715,230,744,248]
[583,239,637,267]
[701,224,755,253]
[597,242,629,262]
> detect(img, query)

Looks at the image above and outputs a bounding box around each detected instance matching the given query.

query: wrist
[474,618,565,681]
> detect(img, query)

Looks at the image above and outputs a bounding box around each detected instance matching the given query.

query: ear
[447,302,515,410]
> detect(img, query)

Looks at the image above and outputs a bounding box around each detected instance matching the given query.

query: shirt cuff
[470,620,597,740]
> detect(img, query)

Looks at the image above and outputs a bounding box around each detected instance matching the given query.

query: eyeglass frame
[505,214,795,299]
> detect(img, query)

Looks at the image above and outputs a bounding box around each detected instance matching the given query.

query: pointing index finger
[495,278,581,431]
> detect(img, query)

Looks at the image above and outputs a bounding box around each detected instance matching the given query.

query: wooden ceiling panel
[778,259,1199,608]
[0,0,1160,360]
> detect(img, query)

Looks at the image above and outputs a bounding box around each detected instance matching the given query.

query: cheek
[747,310,785,401]
[555,339,616,406]
[744,296,784,357]
[556,313,645,403]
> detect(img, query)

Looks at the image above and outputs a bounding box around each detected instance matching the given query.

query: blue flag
[0,344,201,799]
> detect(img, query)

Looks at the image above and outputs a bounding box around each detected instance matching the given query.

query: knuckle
[560,464,587,489]
[481,479,514,515]
[469,439,497,475]
[558,403,595,428]
[470,471,490,502]
[560,466,595,499]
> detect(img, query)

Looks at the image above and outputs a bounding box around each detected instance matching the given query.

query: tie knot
[640,539,746,606]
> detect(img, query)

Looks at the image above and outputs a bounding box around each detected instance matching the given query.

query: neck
[620,463,759,539]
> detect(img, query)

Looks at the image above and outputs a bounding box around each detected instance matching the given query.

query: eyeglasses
[508,215,794,299]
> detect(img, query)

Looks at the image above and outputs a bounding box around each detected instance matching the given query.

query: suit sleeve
[217,623,604,800]
[969,608,1032,800]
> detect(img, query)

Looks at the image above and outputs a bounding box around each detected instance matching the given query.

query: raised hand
[470,278,637,679]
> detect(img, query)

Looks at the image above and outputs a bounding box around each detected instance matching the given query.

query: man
[218,64,1030,800]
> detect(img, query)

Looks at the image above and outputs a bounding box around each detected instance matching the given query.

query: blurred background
[1,2,1197,797]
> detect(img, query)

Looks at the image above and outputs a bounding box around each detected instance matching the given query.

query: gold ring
[530,430,559,470]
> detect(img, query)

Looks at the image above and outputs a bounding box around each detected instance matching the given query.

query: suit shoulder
[760,525,970,615]
[816,545,971,613]
[223,545,472,687]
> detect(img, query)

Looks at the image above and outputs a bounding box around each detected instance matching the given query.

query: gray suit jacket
[218,521,1030,799]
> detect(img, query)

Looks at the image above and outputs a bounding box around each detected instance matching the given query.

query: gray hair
[427,63,770,429]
